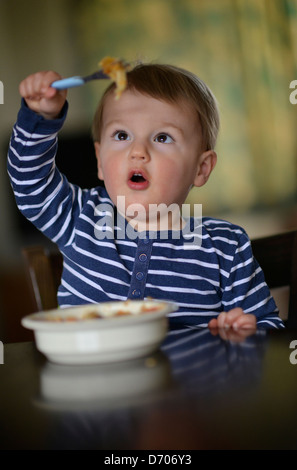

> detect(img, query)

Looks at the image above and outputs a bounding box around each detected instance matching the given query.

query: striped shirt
[7,101,284,328]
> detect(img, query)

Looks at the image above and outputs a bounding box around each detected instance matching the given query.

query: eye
[154,133,174,144]
[113,130,130,141]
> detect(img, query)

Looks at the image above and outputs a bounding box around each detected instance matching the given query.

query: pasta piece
[99,56,129,99]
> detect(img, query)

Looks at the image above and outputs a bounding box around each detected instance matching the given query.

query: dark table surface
[1,325,297,450]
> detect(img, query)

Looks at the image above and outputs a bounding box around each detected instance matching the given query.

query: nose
[129,140,150,162]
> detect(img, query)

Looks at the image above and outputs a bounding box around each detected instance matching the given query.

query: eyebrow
[103,120,126,129]
[159,122,185,134]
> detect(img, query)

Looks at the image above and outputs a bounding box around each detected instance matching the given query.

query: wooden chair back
[22,245,63,312]
[251,229,297,327]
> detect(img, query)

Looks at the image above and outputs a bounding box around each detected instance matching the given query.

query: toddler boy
[7,63,284,329]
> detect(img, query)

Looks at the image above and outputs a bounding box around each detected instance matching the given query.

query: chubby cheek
[159,164,194,195]
[95,145,104,181]
[99,161,126,202]
[97,157,117,182]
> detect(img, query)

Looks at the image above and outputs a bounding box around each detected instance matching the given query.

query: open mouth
[131,172,146,183]
[128,170,149,190]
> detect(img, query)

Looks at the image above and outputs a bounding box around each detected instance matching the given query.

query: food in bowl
[28,300,169,322]
[21,300,177,365]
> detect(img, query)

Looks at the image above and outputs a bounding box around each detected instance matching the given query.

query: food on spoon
[99,56,129,99]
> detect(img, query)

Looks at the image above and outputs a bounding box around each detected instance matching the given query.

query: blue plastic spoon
[51,70,109,90]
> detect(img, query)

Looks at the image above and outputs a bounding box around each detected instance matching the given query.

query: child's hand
[208,307,257,330]
[19,71,67,120]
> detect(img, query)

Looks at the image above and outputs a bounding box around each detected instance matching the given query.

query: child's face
[95,90,215,226]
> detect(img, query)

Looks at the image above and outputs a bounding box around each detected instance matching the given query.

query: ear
[94,142,104,181]
[193,150,217,187]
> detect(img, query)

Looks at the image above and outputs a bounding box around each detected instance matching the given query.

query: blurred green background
[0,0,297,339]
[76,0,297,212]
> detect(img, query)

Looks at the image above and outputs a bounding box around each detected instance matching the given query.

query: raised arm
[19,70,67,119]
[8,72,85,248]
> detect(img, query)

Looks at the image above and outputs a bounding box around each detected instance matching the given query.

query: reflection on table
[1,325,297,449]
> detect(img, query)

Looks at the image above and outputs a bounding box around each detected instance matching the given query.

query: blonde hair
[92,63,220,151]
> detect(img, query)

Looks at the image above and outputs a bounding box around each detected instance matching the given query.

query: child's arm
[19,71,67,119]
[207,226,284,330]
[8,71,82,248]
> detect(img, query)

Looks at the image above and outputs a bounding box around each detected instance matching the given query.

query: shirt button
[139,253,147,262]
[132,289,141,297]
[136,271,144,280]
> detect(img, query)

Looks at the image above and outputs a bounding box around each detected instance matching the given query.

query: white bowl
[21,300,177,365]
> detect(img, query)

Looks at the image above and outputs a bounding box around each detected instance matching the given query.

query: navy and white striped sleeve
[221,230,284,328]
[7,100,86,248]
